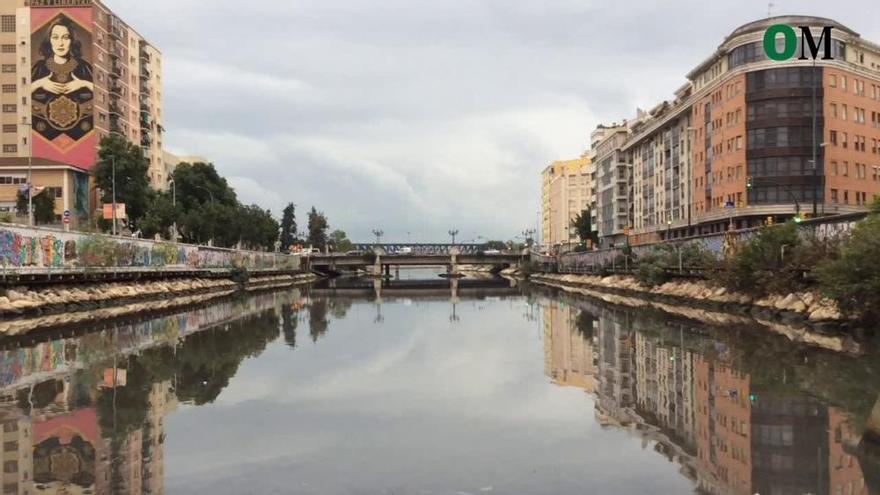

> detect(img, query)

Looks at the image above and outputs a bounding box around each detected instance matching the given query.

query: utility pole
[812,58,818,217]
[111,156,117,236]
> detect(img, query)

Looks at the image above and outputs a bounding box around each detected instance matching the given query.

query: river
[0,273,878,494]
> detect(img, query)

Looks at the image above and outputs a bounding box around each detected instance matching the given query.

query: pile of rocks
[532,273,845,322]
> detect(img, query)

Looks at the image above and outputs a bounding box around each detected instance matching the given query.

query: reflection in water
[540,291,878,495]
[0,280,877,494]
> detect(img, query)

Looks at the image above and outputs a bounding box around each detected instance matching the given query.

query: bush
[715,222,802,296]
[816,214,880,320]
[633,243,717,287]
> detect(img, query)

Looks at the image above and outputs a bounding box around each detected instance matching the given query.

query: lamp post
[111,156,117,236]
[372,229,383,245]
[448,229,459,245]
[18,121,33,227]
[168,177,177,241]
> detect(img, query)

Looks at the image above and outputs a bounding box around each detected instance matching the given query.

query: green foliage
[171,162,237,210]
[95,135,152,227]
[634,243,717,287]
[0,212,11,223]
[816,214,880,319]
[139,191,178,239]
[307,206,329,250]
[328,229,353,252]
[871,196,880,214]
[715,222,805,295]
[31,191,56,224]
[280,203,297,251]
[572,209,597,246]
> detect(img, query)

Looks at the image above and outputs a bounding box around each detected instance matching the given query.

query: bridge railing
[352,244,486,255]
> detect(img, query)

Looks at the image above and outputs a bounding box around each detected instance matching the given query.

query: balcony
[140,111,151,128]
[140,67,151,80]
[109,120,124,135]
[108,103,122,116]
[141,131,152,146]
[109,84,123,97]
[110,62,123,77]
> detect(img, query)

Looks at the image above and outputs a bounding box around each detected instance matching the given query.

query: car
[399,247,413,255]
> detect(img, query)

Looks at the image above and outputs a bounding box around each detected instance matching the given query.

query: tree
[280,203,297,251]
[170,161,237,210]
[572,209,597,247]
[234,204,279,250]
[307,207,329,250]
[16,190,56,225]
[140,191,178,239]
[484,240,507,251]
[94,135,152,228]
[328,229,353,252]
[817,214,880,320]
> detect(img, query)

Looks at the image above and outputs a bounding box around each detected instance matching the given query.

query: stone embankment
[532,273,844,321]
[0,272,319,329]
[530,273,858,354]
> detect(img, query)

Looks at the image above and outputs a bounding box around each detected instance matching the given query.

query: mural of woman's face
[50,25,72,58]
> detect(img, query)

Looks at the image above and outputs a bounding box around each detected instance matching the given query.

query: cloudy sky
[111,0,880,243]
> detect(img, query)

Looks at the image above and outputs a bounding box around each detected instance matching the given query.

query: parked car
[399,247,413,255]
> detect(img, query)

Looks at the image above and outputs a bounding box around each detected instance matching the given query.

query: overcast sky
[111,0,880,243]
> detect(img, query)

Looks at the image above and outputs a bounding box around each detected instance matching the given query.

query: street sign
[102,203,126,220]
[63,209,71,218]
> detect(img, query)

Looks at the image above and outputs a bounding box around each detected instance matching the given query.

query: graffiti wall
[31,6,97,170]
[556,214,865,272]
[0,223,300,272]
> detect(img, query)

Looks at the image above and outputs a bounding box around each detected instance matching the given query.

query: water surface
[0,277,877,494]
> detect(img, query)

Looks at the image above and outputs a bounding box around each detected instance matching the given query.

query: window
[2,145,16,153]
[2,441,16,451]
[843,161,849,177]
[1,124,15,133]
[1,84,13,93]
[830,130,838,145]
[0,16,14,33]
[841,76,847,90]
[842,104,848,121]
[829,74,837,87]
[844,190,849,204]
[831,161,838,175]
[831,189,839,203]
[830,103,837,118]
[1,104,15,113]
[842,132,848,148]
[2,461,16,474]
[0,44,13,53]
[1,65,15,73]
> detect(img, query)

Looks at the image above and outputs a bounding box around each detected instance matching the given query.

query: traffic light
[746,176,754,190]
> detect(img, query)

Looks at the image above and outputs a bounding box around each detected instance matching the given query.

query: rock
[809,306,843,321]
[5,289,28,302]
[713,287,727,297]
[776,293,798,311]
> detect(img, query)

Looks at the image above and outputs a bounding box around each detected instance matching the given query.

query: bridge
[307,251,524,276]
[351,243,486,255]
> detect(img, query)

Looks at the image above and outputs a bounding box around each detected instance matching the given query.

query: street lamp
[448,229,459,245]
[18,121,33,227]
[168,177,177,241]
[372,229,383,245]
[111,156,117,235]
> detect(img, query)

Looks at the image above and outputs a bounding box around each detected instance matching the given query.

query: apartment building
[589,123,632,247]
[0,0,163,222]
[540,156,591,249]
[574,16,880,246]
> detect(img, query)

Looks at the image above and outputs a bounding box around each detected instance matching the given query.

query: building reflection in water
[540,295,875,495]
[0,289,310,494]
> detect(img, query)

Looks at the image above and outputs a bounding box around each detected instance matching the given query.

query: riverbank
[530,273,861,354]
[0,272,319,331]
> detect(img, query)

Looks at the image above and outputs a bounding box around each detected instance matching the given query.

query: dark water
[0,277,878,495]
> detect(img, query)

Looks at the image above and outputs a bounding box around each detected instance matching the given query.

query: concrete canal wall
[0,222,301,273]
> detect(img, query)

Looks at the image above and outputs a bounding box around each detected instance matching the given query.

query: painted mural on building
[31,7,96,170]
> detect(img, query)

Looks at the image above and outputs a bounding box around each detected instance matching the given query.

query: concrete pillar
[384,264,391,277]
[372,277,383,302]
[448,248,458,276]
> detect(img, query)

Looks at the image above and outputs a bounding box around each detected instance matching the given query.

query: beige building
[0,0,164,223]
[590,123,633,247]
[162,150,209,188]
[541,156,591,250]
[542,300,596,393]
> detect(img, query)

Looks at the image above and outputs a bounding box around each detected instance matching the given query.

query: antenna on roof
[767,1,775,17]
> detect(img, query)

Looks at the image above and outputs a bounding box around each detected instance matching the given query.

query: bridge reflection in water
[0,282,878,494]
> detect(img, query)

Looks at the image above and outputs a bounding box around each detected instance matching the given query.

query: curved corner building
[617,15,880,245]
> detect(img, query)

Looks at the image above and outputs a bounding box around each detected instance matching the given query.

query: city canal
[1,273,878,494]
